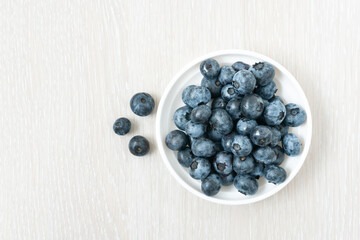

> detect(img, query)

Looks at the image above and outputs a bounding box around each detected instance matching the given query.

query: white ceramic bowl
[156,50,312,205]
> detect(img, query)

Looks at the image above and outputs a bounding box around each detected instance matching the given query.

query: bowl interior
[156,50,312,205]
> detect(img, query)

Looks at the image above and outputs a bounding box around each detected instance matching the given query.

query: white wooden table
[1,0,359,239]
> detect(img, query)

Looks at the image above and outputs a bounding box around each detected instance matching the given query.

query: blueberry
[218,66,236,85]
[165,130,189,151]
[268,127,282,147]
[191,138,216,157]
[233,174,258,195]
[190,105,211,124]
[273,123,289,137]
[209,109,234,135]
[236,117,258,135]
[221,132,236,152]
[211,97,227,109]
[129,136,150,156]
[255,80,277,100]
[241,94,265,119]
[113,118,131,135]
[233,155,255,174]
[182,86,211,108]
[232,61,250,71]
[130,92,155,116]
[221,84,239,101]
[213,151,233,175]
[201,78,222,97]
[232,70,256,95]
[272,146,285,165]
[253,146,277,164]
[200,58,220,79]
[282,133,302,156]
[250,162,265,179]
[250,125,273,147]
[207,128,224,142]
[283,103,307,127]
[249,62,275,86]
[231,135,253,157]
[177,147,196,167]
[201,173,222,196]
[263,100,286,126]
[225,98,243,120]
[220,171,236,186]
[185,121,207,138]
[173,106,192,130]
[264,165,287,184]
[189,157,211,180]
[269,96,284,104]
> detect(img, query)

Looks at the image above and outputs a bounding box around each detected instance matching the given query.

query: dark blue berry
[241,94,265,119]
[283,103,307,127]
[201,173,222,196]
[189,157,211,180]
[129,136,150,156]
[221,84,239,101]
[263,100,286,126]
[231,135,253,157]
[182,86,211,108]
[232,61,250,71]
[236,117,258,135]
[272,146,285,165]
[234,174,258,195]
[213,151,233,175]
[165,130,189,151]
[209,109,234,135]
[225,98,243,120]
[249,62,275,86]
[200,59,220,79]
[191,138,216,157]
[282,133,301,156]
[220,171,236,186]
[253,146,277,164]
[268,127,282,147]
[221,132,236,152]
[113,118,131,135]
[190,105,211,124]
[130,92,155,116]
[233,155,255,174]
[250,162,265,179]
[201,77,222,97]
[250,125,273,147]
[218,66,236,85]
[173,106,192,130]
[207,128,224,142]
[232,70,256,95]
[185,121,207,138]
[255,80,277,100]
[177,147,196,167]
[264,165,287,184]
[211,97,227,109]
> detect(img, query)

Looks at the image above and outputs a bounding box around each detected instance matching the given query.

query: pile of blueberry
[113,92,155,156]
[165,59,306,196]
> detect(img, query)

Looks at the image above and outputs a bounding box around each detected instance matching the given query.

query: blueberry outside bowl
[156,50,312,205]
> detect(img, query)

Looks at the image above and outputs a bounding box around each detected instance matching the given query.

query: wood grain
[0,0,359,239]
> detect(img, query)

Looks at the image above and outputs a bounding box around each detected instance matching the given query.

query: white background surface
[0,0,359,239]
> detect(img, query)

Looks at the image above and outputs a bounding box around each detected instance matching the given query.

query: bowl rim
[156,49,312,205]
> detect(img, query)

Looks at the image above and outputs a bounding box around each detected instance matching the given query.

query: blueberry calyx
[190,161,198,170]
[254,62,264,70]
